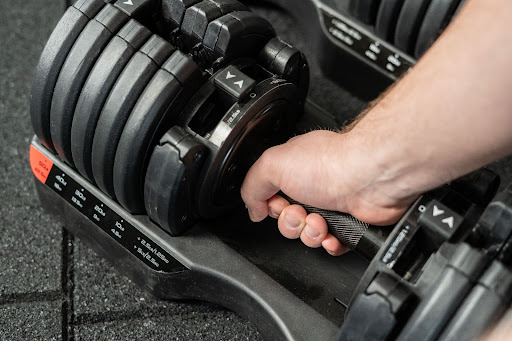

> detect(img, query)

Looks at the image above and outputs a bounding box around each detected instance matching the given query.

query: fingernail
[269,207,280,218]
[326,249,337,256]
[284,214,301,229]
[305,225,320,239]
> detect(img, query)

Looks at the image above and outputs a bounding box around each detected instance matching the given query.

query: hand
[241,130,416,255]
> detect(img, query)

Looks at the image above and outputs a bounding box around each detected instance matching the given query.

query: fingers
[322,234,350,256]
[241,149,281,222]
[277,204,307,239]
[268,195,289,218]
[299,213,328,248]
[277,206,342,254]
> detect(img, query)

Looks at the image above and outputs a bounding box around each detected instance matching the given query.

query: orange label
[29,145,53,184]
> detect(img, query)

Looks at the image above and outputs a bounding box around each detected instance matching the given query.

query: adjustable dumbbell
[31,0,309,237]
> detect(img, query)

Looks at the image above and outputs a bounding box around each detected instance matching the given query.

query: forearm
[346,0,512,201]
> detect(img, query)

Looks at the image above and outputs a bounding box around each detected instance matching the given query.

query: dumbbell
[31,0,309,236]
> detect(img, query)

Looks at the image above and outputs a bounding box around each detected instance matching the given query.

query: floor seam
[61,228,75,341]
[0,290,64,305]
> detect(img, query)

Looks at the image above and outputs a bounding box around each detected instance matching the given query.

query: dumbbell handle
[285,197,389,260]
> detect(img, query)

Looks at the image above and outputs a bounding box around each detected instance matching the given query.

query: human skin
[240,0,512,256]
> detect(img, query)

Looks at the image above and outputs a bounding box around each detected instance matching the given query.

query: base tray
[31,137,368,341]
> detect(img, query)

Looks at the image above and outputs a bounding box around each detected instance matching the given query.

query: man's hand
[241,130,413,255]
[242,0,512,255]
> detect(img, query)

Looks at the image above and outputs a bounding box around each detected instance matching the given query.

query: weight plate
[30,0,105,151]
[113,51,203,212]
[348,0,381,25]
[162,0,201,29]
[202,11,275,64]
[50,4,128,165]
[375,0,405,42]
[71,19,151,182]
[415,0,459,57]
[180,0,248,52]
[91,35,175,198]
[394,0,432,54]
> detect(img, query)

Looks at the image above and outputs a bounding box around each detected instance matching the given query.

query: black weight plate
[180,0,248,51]
[30,0,105,151]
[162,0,201,29]
[202,11,276,63]
[144,127,208,235]
[50,4,129,165]
[91,35,175,198]
[71,20,151,182]
[348,0,381,25]
[113,51,203,212]
[375,0,405,42]
[394,0,432,54]
[415,0,460,57]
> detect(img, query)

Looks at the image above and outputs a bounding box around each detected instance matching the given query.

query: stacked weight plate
[349,0,465,58]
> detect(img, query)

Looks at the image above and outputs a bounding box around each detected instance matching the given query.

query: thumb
[241,148,283,222]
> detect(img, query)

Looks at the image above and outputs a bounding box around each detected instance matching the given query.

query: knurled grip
[286,198,369,249]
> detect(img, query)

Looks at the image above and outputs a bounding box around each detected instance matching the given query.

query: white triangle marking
[442,216,454,228]
[124,0,133,5]
[226,71,236,79]
[432,205,445,217]
[234,80,244,88]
